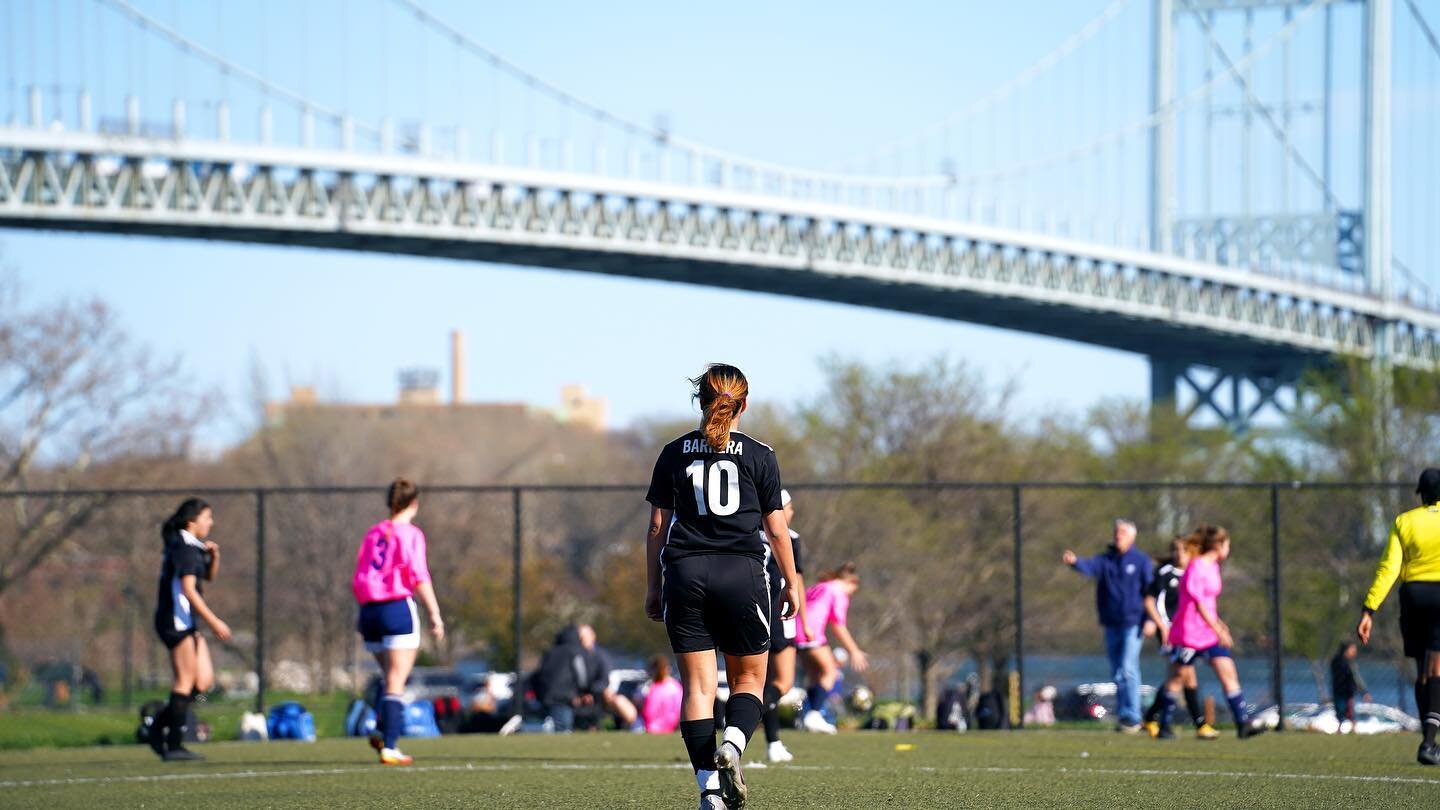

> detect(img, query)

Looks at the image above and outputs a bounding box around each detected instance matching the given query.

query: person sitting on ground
[578,624,640,730]
[533,626,586,732]
[643,655,683,734]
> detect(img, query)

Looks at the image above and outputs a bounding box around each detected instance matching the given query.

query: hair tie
[718,392,733,400]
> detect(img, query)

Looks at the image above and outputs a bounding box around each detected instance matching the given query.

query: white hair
[1114,519,1136,533]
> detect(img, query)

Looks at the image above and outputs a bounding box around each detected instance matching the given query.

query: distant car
[1055,682,1157,722]
[1253,702,1419,735]
[364,666,464,705]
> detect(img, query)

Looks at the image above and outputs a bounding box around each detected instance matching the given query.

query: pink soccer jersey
[351,520,431,605]
[795,579,850,647]
[642,677,683,734]
[1169,556,1222,650]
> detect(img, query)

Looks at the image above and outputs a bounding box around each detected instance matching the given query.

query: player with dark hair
[1153,524,1266,740]
[645,364,799,810]
[1141,537,1213,739]
[761,488,807,763]
[150,498,230,761]
[1357,468,1440,766]
[352,478,445,766]
[796,562,867,734]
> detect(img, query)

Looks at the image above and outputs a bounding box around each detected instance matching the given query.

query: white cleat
[767,740,794,763]
[802,710,837,735]
[699,793,727,810]
[498,714,522,736]
[714,741,748,809]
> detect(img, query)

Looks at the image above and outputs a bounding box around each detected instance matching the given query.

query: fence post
[122,585,134,709]
[512,487,524,680]
[255,489,267,715]
[1012,485,1025,728]
[1269,483,1284,730]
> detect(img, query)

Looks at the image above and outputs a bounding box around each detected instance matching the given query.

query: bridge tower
[1147,0,1391,432]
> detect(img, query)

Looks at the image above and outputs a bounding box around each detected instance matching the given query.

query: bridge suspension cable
[95,0,379,136]
[826,0,1133,172]
[1189,7,1339,210]
[1406,0,1440,63]
[942,0,1333,187]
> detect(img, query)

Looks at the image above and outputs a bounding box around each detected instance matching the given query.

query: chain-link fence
[0,481,1421,724]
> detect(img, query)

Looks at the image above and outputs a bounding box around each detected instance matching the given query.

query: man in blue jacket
[1063,519,1154,733]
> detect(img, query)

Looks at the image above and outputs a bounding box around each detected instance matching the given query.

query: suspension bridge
[2,0,1439,430]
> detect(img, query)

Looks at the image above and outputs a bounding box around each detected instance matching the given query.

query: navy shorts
[358,597,420,653]
[1172,645,1232,666]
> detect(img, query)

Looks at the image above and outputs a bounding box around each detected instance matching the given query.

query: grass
[0,693,355,750]
[0,728,1436,808]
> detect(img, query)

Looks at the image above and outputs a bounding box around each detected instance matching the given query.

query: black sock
[1143,692,1161,723]
[762,685,782,744]
[165,691,192,750]
[679,718,717,774]
[1184,686,1204,727]
[1425,678,1440,746]
[722,693,764,754]
[1417,680,1428,728]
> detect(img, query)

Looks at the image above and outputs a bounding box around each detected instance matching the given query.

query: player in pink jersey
[642,655,684,734]
[352,478,445,765]
[1153,524,1266,740]
[795,562,867,734]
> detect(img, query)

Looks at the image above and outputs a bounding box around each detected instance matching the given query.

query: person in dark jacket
[534,626,587,732]
[1064,519,1154,733]
[578,624,639,730]
[1330,642,1370,732]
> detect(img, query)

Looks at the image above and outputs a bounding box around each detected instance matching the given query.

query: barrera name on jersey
[646,429,783,563]
[681,438,746,455]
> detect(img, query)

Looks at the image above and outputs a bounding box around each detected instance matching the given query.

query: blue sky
[3,0,1436,448]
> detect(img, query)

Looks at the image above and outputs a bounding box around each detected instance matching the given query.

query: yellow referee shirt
[1364,503,1440,612]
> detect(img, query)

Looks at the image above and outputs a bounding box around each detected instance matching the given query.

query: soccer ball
[847,686,874,714]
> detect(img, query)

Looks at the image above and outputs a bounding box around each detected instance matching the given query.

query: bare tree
[0,275,203,599]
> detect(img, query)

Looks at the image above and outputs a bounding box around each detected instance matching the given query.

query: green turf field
[0,730,1435,808]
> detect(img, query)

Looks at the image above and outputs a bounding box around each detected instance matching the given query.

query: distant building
[262,329,607,430]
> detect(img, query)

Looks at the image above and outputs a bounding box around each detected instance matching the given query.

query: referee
[1357,468,1440,766]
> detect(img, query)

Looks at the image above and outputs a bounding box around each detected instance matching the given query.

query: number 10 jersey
[645,429,784,563]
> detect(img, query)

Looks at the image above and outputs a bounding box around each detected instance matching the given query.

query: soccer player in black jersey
[645,364,800,810]
[761,489,807,763]
[151,498,231,761]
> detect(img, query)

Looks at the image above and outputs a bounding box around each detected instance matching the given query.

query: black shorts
[1399,581,1440,659]
[154,615,197,650]
[769,576,796,652]
[662,552,771,657]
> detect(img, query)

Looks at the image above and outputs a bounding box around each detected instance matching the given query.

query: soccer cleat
[163,747,204,762]
[147,727,167,759]
[368,731,384,752]
[1117,722,1143,735]
[379,747,414,766]
[499,714,523,736]
[1156,727,1176,740]
[767,740,794,763]
[1195,723,1221,740]
[1418,742,1440,766]
[714,741,748,809]
[802,710,837,734]
[1142,721,1160,738]
[699,791,728,810]
[1237,720,1267,740]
